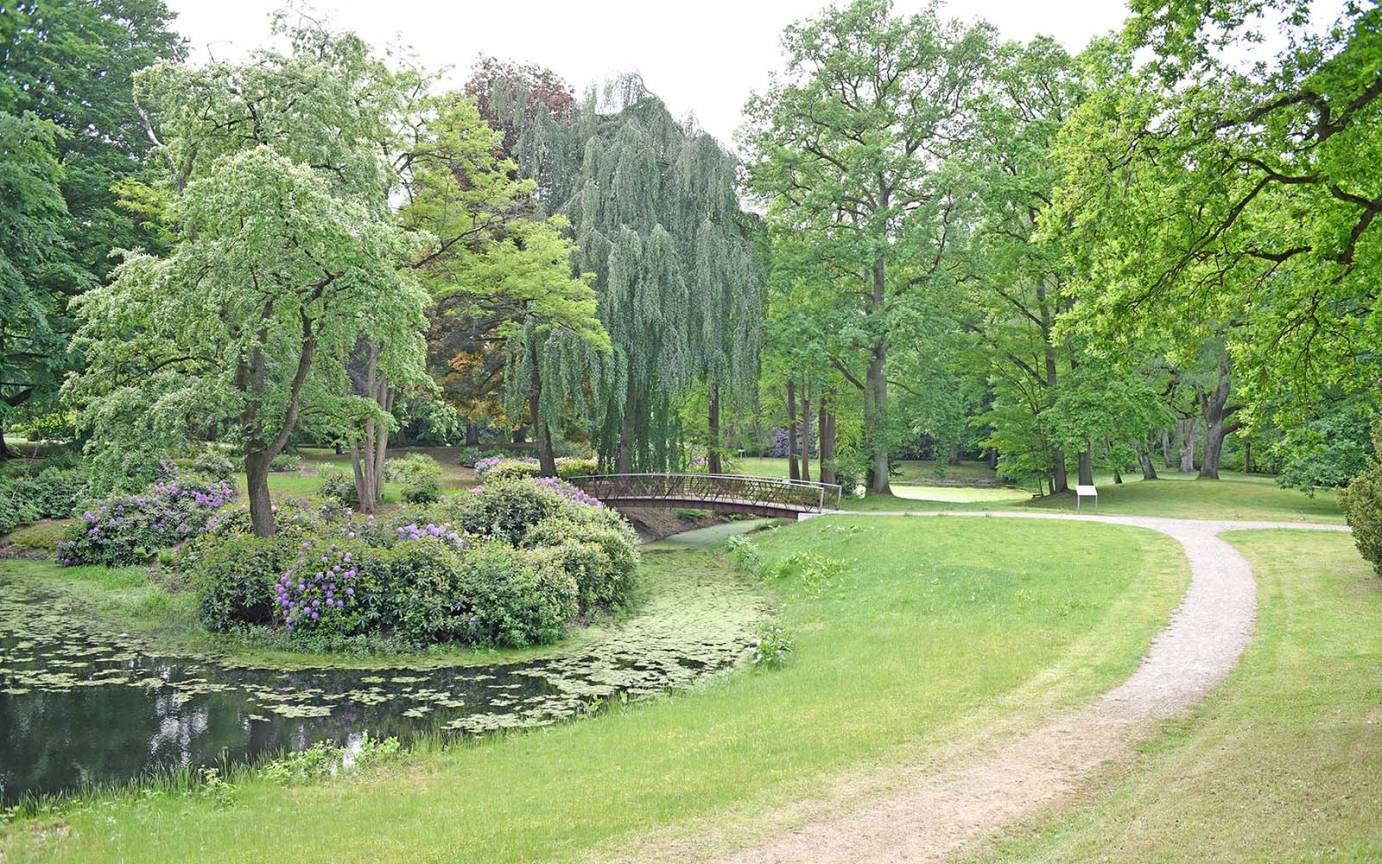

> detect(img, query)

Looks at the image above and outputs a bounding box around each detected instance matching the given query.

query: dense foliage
[180,477,637,649]
[1339,425,1382,576]
[57,473,236,566]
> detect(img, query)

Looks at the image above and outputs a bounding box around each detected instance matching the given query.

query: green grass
[967,530,1381,863]
[844,472,1344,523]
[731,456,999,485]
[0,516,1188,863]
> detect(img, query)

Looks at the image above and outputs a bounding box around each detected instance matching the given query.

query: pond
[0,549,767,804]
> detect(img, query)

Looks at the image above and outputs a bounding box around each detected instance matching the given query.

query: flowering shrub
[531,476,604,508]
[276,541,362,635]
[449,477,568,543]
[58,476,236,566]
[457,447,507,468]
[554,457,598,479]
[395,521,464,547]
[474,456,540,481]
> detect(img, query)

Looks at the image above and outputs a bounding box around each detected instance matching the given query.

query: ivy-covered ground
[0,516,1188,863]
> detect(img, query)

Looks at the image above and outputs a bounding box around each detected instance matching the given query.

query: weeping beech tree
[491,75,761,472]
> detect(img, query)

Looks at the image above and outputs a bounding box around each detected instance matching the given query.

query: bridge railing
[567,473,843,513]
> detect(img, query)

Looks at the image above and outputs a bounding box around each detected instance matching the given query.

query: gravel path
[632,513,1349,864]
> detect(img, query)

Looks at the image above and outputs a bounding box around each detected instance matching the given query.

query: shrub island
[48,465,639,655]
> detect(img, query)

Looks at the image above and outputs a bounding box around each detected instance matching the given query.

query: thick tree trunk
[1197,357,1242,480]
[867,248,890,492]
[1077,447,1094,486]
[0,420,10,461]
[707,381,722,474]
[947,440,961,466]
[512,427,526,445]
[464,422,480,447]
[245,451,274,537]
[1137,436,1159,480]
[350,341,390,513]
[530,341,557,477]
[786,377,800,481]
[1160,429,1173,467]
[799,384,811,483]
[818,396,836,486]
[985,448,998,470]
[1051,449,1069,494]
[1179,419,1197,473]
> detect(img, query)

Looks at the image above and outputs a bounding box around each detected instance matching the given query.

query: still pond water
[0,531,768,803]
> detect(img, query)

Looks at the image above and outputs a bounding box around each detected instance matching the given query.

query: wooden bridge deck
[568,473,842,517]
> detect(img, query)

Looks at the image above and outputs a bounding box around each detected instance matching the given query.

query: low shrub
[449,478,567,544]
[22,468,89,518]
[0,468,88,534]
[0,491,39,536]
[189,449,236,481]
[475,456,541,482]
[384,454,443,503]
[269,453,302,473]
[57,476,237,566]
[1339,430,1382,576]
[524,509,638,611]
[454,539,572,647]
[317,469,359,508]
[554,457,598,479]
[186,533,298,631]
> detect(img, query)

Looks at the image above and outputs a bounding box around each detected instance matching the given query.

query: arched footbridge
[568,474,842,518]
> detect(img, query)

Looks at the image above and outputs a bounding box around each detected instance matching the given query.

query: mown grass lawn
[966,530,1380,863]
[1,516,1187,864]
[844,472,1345,523]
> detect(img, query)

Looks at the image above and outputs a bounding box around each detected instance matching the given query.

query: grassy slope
[1,516,1187,864]
[967,530,1381,863]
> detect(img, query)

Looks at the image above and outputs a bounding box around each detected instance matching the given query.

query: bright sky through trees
[164,0,1139,144]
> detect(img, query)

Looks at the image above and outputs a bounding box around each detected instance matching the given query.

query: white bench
[1076,484,1098,511]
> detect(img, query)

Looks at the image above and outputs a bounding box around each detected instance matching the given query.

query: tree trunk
[1137,436,1159,480]
[1077,447,1094,486]
[530,340,557,477]
[786,377,800,481]
[1244,441,1253,474]
[799,384,812,482]
[464,422,480,447]
[1197,357,1242,480]
[0,419,10,461]
[818,396,836,486]
[947,440,961,466]
[245,450,274,537]
[1160,429,1173,467]
[1179,419,1197,473]
[985,448,998,470]
[707,381,722,474]
[350,341,390,514]
[866,341,890,494]
[616,379,636,473]
[512,427,526,445]
[1051,449,1069,494]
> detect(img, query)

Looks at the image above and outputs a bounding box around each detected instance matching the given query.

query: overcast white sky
[163,0,1135,144]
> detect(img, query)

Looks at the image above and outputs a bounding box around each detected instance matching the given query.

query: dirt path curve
[642,512,1350,864]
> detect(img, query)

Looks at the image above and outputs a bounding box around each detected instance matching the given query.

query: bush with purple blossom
[57,475,237,566]
[276,540,362,635]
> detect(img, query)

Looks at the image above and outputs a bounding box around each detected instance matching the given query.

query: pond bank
[0,548,769,804]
